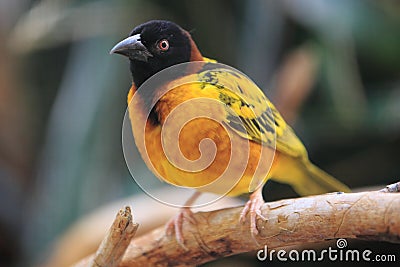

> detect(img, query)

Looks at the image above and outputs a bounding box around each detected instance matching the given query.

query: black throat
[130,61,159,124]
[129,59,192,125]
[130,61,191,125]
[130,60,156,89]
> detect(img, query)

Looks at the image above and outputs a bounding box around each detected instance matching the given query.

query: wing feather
[196,66,306,158]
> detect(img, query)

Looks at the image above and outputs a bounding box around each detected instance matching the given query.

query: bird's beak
[109,34,153,62]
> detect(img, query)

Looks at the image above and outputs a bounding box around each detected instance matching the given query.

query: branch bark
[74,185,400,266]
[74,206,138,267]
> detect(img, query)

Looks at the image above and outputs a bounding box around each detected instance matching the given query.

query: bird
[110,20,350,247]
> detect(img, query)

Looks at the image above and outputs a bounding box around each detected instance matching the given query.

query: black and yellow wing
[195,64,307,159]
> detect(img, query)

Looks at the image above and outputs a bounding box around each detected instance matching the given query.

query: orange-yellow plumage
[127,61,350,197]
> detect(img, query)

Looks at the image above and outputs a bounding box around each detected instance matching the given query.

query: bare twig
[74,206,138,267]
[74,184,400,266]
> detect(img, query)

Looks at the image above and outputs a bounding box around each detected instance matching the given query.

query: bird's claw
[239,188,267,244]
[165,207,195,250]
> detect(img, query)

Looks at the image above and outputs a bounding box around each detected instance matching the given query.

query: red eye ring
[157,39,169,51]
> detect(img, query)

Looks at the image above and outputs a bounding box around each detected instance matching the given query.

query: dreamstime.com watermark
[257,239,397,262]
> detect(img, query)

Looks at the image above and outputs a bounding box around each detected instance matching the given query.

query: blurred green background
[0,0,399,266]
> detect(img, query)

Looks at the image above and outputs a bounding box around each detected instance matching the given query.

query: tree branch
[74,206,138,267]
[74,184,400,266]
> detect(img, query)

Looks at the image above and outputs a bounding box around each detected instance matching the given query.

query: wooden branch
[74,185,400,267]
[74,206,138,267]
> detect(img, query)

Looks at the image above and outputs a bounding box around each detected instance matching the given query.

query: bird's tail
[272,155,351,196]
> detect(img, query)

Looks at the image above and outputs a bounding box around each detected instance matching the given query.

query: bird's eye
[157,39,169,51]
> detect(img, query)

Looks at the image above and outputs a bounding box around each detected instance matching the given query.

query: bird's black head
[110,20,199,87]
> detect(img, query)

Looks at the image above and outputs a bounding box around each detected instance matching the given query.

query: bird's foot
[165,191,201,249]
[165,207,195,250]
[239,187,267,242]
